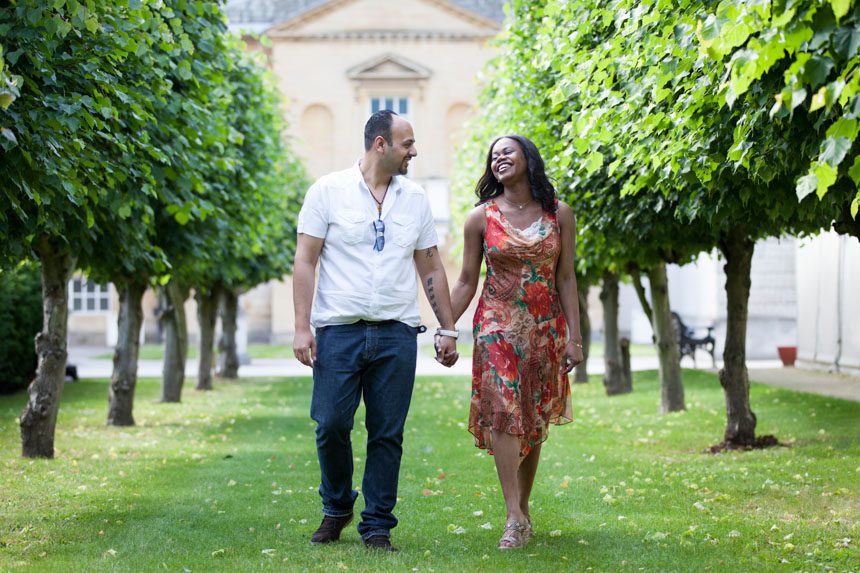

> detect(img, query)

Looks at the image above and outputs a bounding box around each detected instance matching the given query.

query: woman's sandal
[523,519,534,543]
[498,521,529,549]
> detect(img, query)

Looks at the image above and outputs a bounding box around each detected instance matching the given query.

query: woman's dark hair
[474,134,557,212]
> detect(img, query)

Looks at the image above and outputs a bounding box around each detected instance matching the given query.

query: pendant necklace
[372,188,388,216]
[504,195,531,210]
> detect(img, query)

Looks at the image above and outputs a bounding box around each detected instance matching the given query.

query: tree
[192,44,306,389]
[457,0,845,444]
[0,0,182,457]
[702,0,860,235]
[83,0,238,421]
[555,0,840,445]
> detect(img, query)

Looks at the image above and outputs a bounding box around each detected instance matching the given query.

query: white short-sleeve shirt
[297,163,438,328]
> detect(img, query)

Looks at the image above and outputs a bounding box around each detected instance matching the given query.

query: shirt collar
[353,160,402,195]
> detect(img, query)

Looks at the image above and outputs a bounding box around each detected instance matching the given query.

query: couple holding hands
[292,110,584,552]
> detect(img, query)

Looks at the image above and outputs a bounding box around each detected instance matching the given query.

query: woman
[449,135,584,549]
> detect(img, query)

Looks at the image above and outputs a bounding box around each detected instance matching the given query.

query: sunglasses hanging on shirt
[371,188,387,252]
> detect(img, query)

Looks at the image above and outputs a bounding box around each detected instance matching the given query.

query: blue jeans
[311,320,418,540]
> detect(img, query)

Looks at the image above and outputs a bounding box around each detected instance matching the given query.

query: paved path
[67,346,860,402]
[747,367,860,402]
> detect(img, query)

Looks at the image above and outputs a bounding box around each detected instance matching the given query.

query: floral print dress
[469,200,573,457]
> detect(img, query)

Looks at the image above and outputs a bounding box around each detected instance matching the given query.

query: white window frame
[68,277,112,313]
[370,96,410,120]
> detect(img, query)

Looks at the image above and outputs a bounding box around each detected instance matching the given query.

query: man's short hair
[364,110,398,151]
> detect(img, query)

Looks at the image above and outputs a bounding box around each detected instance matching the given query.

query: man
[292,110,459,552]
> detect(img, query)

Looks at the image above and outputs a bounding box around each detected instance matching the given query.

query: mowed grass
[1,371,858,572]
[94,344,298,361]
[422,341,657,359]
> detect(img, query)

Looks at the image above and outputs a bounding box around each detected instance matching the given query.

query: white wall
[796,232,860,374]
[622,237,798,360]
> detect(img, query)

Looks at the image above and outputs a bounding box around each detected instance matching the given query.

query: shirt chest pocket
[391,214,419,249]
[336,209,367,245]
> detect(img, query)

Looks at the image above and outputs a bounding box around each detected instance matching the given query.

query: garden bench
[671,312,716,367]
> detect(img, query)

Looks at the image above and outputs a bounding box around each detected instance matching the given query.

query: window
[69,277,111,312]
[370,96,409,118]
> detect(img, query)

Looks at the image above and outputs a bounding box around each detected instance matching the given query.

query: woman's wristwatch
[436,328,459,339]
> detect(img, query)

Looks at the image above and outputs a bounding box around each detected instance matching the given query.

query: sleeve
[414,191,439,250]
[296,181,329,239]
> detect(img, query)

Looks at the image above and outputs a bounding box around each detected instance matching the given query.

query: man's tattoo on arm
[426,276,441,319]
[425,248,434,258]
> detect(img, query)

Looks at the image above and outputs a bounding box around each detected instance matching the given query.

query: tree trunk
[719,227,757,446]
[647,262,685,413]
[196,286,221,391]
[573,280,591,383]
[159,280,189,403]
[107,279,146,426]
[620,337,632,391]
[600,270,628,395]
[19,237,76,458]
[630,267,654,329]
[217,289,240,379]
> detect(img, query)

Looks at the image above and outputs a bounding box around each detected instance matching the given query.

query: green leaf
[826,117,859,141]
[117,204,132,219]
[820,137,852,166]
[0,127,17,151]
[847,155,860,185]
[772,7,796,27]
[810,86,827,111]
[814,162,838,198]
[802,56,835,88]
[84,15,98,33]
[796,174,818,200]
[851,196,859,219]
[831,0,850,20]
[585,151,604,174]
[832,24,860,59]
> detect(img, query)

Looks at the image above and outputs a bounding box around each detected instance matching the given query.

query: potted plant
[777,345,797,367]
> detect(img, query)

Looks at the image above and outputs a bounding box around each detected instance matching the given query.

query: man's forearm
[422,268,456,329]
[293,260,316,331]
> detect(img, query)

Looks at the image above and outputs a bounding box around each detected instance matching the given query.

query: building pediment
[264,0,501,39]
[346,53,432,81]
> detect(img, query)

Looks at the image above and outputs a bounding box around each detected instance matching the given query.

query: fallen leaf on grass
[549,530,562,537]
[480,522,493,530]
[261,549,276,556]
[211,549,225,558]
[336,563,348,571]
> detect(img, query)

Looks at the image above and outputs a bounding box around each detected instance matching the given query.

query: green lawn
[422,340,656,359]
[95,344,297,361]
[1,371,857,572]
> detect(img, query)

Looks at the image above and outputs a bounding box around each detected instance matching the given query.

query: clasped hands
[434,334,459,367]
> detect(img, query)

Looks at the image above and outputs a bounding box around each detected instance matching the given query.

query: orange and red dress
[469,200,573,457]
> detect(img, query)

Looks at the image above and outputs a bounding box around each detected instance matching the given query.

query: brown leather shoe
[364,535,398,552]
[310,513,353,544]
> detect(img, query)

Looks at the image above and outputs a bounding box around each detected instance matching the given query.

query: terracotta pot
[777,346,797,367]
